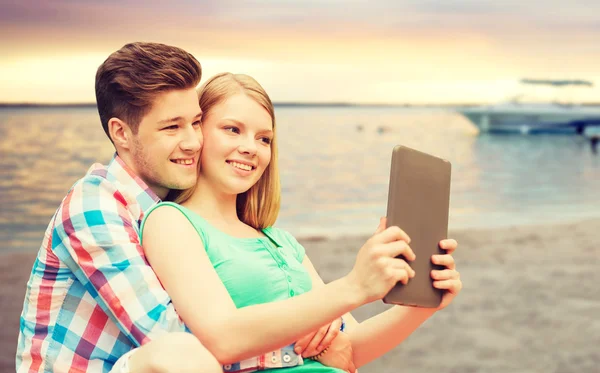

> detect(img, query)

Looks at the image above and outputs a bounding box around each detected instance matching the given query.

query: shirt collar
[92,153,161,212]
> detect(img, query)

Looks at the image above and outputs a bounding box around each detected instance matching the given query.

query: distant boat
[457,79,600,134]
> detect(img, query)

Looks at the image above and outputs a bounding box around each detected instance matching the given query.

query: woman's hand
[348,218,415,304]
[294,318,342,357]
[431,239,462,310]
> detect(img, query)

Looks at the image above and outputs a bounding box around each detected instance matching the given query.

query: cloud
[3,0,600,39]
[1,0,598,103]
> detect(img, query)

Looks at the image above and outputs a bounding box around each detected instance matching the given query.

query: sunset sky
[1,0,599,104]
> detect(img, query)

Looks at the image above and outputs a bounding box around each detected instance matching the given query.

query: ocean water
[1,106,598,252]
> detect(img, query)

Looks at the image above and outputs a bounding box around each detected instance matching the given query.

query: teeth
[230,161,253,171]
[174,159,193,165]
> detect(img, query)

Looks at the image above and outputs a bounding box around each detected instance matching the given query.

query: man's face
[129,88,203,198]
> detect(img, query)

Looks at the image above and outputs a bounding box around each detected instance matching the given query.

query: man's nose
[180,125,202,152]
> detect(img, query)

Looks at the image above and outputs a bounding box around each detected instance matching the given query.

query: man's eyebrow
[158,112,202,124]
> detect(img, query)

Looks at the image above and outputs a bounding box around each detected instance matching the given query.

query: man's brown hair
[95,42,202,141]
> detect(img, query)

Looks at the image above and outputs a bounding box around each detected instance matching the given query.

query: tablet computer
[382,145,452,308]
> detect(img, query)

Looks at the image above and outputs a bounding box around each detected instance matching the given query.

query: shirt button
[283,354,292,363]
[287,275,292,282]
[290,290,295,296]
[224,364,232,370]
[271,356,278,363]
[281,263,288,270]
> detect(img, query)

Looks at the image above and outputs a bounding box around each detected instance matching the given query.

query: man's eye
[261,137,272,144]
[192,121,202,128]
[163,125,178,130]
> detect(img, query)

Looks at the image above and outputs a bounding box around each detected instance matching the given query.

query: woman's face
[198,93,273,196]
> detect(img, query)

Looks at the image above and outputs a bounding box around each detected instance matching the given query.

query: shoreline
[287,215,600,244]
[2,218,599,372]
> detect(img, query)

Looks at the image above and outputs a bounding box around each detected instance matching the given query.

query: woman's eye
[261,137,272,145]
[192,120,202,128]
[225,126,240,134]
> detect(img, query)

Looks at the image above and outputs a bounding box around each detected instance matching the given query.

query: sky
[1,0,599,104]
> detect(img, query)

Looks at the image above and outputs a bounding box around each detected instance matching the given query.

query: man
[16,42,221,373]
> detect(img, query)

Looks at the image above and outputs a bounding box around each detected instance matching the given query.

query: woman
[141,73,462,372]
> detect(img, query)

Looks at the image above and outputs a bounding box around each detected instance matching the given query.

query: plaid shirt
[16,155,186,373]
[16,155,304,373]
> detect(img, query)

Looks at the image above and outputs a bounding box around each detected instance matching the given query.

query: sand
[2,219,599,373]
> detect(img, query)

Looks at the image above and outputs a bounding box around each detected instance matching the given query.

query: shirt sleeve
[51,175,188,347]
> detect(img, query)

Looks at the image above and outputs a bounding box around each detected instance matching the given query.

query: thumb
[374,216,387,234]
[294,333,312,353]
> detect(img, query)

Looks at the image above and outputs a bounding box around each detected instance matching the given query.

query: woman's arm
[142,206,413,365]
[303,255,434,367]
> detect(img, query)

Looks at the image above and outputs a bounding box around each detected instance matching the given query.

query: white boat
[458,79,600,134]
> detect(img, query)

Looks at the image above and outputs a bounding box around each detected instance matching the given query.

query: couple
[16,42,462,373]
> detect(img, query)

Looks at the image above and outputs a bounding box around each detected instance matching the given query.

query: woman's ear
[107,117,133,150]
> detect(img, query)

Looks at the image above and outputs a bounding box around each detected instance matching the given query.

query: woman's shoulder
[141,202,209,244]
[143,201,192,225]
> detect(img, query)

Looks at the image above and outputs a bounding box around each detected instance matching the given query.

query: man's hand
[315,332,356,373]
[294,318,342,357]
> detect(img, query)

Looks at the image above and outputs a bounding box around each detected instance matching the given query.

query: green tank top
[141,202,344,373]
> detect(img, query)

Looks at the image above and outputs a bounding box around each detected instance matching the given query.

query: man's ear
[107,117,133,150]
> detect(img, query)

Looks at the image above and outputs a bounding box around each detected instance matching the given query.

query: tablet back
[383,145,452,308]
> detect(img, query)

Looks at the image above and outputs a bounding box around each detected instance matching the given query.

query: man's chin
[165,176,198,192]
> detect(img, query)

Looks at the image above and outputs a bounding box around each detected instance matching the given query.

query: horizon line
[2,101,600,109]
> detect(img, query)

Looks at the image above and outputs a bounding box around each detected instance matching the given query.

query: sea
[1,105,599,252]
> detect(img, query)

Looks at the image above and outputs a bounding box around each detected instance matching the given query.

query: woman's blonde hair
[174,72,281,229]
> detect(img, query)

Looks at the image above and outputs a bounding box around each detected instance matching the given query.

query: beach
[2,218,599,373]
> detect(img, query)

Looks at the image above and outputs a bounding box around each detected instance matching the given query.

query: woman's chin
[225,184,254,196]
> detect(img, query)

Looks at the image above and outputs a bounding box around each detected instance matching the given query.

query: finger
[433,279,462,293]
[294,332,316,354]
[431,269,459,281]
[373,225,411,245]
[315,323,340,352]
[344,359,357,373]
[431,254,455,270]
[397,269,411,285]
[386,264,411,285]
[439,239,458,254]
[374,216,387,235]
[390,257,415,278]
[349,360,357,373]
[380,240,416,261]
[303,325,330,357]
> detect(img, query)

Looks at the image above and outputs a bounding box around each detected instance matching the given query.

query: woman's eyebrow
[222,118,245,127]
[222,118,272,134]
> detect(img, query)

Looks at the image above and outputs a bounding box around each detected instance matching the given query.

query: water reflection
[1,106,598,251]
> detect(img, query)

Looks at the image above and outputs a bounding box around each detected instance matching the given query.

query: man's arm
[52,177,186,347]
